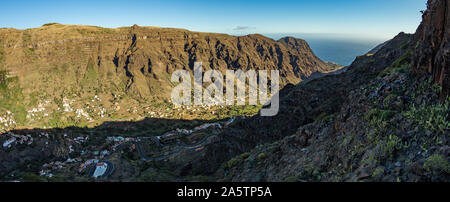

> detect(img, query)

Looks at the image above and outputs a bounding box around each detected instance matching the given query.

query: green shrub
[0,68,9,90]
[391,50,412,69]
[383,94,397,108]
[403,99,450,133]
[283,176,297,182]
[47,174,68,182]
[9,105,27,125]
[366,108,394,126]
[378,50,411,77]
[413,77,442,98]
[423,154,449,174]
[257,153,267,160]
[380,134,403,159]
[372,167,385,178]
[81,58,99,88]
[222,152,251,170]
[0,69,28,125]
[316,113,335,123]
[240,152,251,159]
[22,172,45,182]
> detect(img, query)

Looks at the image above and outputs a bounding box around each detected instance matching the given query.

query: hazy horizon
[1,0,427,40]
[0,20,404,66]
[265,33,388,65]
[1,0,426,66]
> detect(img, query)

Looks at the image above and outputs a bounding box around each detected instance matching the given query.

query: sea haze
[266,33,387,66]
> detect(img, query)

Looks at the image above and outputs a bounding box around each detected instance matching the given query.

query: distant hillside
[0,24,337,130]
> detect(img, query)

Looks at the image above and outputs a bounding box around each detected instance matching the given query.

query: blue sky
[0,0,427,40]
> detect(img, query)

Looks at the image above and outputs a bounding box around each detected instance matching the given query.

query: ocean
[266,33,387,66]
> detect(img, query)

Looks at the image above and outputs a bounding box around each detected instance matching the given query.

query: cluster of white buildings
[91,95,101,102]
[62,98,74,112]
[73,136,89,144]
[0,111,15,133]
[76,108,92,121]
[39,157,82,178]
[2,132,33,148]
[78,159,111,179]
[106,136,136,153]
[147,110,170,118]
[146,104,227,119]
[26,100,50,119]
[92,162,108,178]
[38,132,50,138]
[157,117,236,142]
[97,107,106,118]
[39,160,70,177]
[79,159,99,172]
[25,95,108,124]
[194,122,222,131]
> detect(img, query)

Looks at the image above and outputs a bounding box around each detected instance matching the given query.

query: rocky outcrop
[222,69,449,182]
[217,1,450,182]
[182,33,413,177]
[412,0,449,99]
[219,28,450,182]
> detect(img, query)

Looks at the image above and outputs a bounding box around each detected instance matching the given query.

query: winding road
[135,133,220,161]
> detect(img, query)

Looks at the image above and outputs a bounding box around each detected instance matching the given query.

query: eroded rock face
[412,0,449,99]
[0,25,336,100]
[191,33,413,177]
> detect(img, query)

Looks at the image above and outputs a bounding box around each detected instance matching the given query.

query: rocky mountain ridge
[0,24,338,131]
[412,0,449,99]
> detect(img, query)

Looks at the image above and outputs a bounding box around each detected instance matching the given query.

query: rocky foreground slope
[218,0,449,182]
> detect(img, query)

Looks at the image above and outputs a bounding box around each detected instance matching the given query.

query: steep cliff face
[0,24,337,130]
[412,0,449,99]
[0,24,334,100]
[218,0,450,182]
[186,33,414,176]
[219,27,450,182]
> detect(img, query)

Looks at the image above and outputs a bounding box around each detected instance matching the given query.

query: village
[0,111,16,134]
[0,115,238,181]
